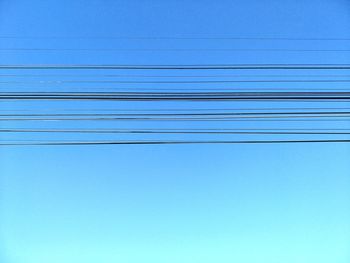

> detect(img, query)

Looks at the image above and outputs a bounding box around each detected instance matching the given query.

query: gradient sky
[1,1,350,263]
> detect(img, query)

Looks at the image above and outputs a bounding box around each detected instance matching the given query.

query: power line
[1,36,350,41]
[4,79,350,84]
[2,139,350,146]
[2,64,350,70]
[1,92,350,101]
[2,107,350,113]
[5,89,350,92]
[3,48,350,52]
[2,111,350,117]
[2,128,350,135]
[2,74,350,78]
[2,116,350,122]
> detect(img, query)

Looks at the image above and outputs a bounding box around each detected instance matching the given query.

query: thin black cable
[2,64,350,70]
[2,111,350,117]
[1,128,350,135]
[3,91,350,95]
[4,79,350,84]
[2,116,350,121]
[2,91,350,101]
[2,74,350,78]
[1,36,350,40]
[3,96,350,101]
[2,139,350,146]
[3,48,350,52]
[6,89,350,92]
[4,128,349,131]
[5,87,350,92]
[2,107,350,112]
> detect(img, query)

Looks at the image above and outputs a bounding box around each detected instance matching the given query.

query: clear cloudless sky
[0,1,350,263]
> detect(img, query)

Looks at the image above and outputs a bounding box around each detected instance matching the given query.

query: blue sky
[1,1,350,263]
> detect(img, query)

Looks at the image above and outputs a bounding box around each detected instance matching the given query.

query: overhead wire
[2,35,350,146]
[2,111,350,117]
[3,48,350,52]
[2,64,350,70]
[1,107,350,112]
[4,79,350,84]
[2,139,350,146]
[2,74,350,78]
[1,128,350,135]
[1,36,350,40]
[2,91,350,101]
